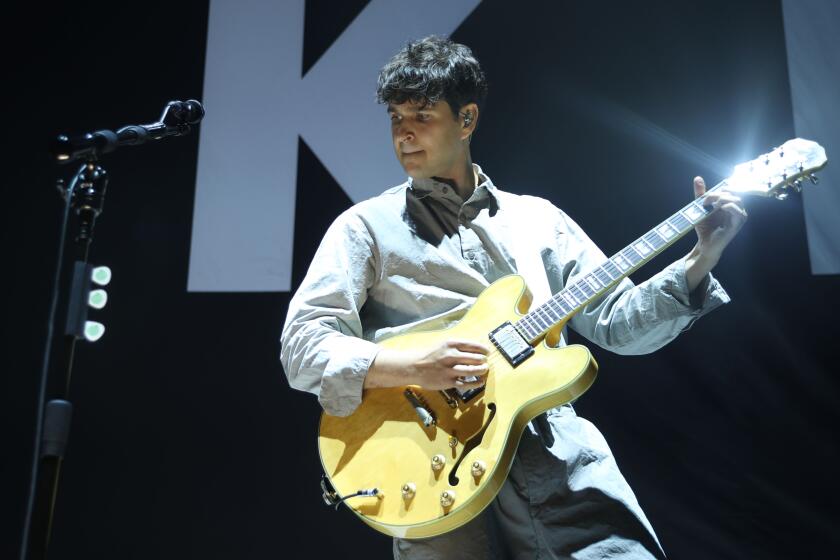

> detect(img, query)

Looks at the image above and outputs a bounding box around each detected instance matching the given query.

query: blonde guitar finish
[319,275,598,539]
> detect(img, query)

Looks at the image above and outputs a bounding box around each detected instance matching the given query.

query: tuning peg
[91,266,112,286]
[83,321,106,342]
[809,174,819,185]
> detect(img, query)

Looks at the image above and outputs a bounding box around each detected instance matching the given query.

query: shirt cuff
[665,256,731,316]
[317,338,380,417]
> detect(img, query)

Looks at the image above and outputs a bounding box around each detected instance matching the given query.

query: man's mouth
[402,149,423,155]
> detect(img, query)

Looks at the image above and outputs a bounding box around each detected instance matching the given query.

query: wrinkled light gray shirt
[280,165,729,417]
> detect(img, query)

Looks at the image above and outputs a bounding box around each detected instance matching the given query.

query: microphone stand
[21,160,109,560]
[19,99,202,560]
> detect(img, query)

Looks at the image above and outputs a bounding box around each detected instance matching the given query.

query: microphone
[51,99,205,163]
[165,99,205,125]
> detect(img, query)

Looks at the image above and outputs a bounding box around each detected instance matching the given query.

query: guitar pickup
[489,321,534,367]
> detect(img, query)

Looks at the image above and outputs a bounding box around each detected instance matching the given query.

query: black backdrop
[4,1,839,558]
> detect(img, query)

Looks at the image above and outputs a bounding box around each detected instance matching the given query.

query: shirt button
[441,186,449,194]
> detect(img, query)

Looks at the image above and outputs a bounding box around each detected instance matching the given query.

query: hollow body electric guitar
[318,139,827,539]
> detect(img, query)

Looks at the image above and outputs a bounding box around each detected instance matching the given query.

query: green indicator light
[91,266,112,286]
[88,289,108,309]
[84,321,105,342]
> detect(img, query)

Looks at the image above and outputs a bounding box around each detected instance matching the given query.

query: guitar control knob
[471,460,487,478]
[431,454,446,472]
[401,482,416,500]
[440,490,456,508]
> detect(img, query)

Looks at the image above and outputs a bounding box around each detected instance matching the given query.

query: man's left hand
[693,176,748,257]
[685,176,748,291]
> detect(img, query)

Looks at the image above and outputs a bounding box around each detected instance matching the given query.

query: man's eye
[416,113,430,122]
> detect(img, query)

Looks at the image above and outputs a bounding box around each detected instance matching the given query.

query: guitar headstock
[725,138,827,199]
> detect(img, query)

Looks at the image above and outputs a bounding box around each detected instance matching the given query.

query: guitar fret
[522,317,539,338]
[577,281,595,298]
[548,298,569,316]
[601,263,617,280]
[525,320,540,338]
[557,299,572,315]
[514,322,532,340]
[562,291,577,308]
[613,255,630,272]
[604,261,622,278]
[570,283,588,303]
[638,237,656,256]
[536,305,555,325]
[594,267,613,285]
[525,316,543,334]
[670,214,691,231]
[632,240,651,257]
[645,230,664,248]
[539,306,555,326]
[682,203,706,223]
[656,222,677,240]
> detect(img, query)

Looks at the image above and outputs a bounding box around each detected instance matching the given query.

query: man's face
[388,99,467,180]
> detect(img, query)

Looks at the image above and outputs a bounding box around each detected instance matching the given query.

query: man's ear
[459,103,479,139]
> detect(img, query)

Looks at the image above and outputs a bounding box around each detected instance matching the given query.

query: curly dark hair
[376,36,488,118]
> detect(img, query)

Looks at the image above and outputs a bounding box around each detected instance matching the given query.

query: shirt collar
[408,163,500,208]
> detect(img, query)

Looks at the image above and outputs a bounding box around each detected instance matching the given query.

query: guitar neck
[514,181,728,343]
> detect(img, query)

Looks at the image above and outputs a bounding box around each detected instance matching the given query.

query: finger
[703,193,743,212]
[720,201,748,219]
[710,192,742,204]
[693,176,706,199]
[446,339,490,355]
[709,196,744,211]
[453,363,489,376]
[449,351,488,365]
[453,376,487,390]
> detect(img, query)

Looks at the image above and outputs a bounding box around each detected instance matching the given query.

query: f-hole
[448,403,497,486]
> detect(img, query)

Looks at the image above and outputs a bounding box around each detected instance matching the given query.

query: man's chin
[403,165,430,179]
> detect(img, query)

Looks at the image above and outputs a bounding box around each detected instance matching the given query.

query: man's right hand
[364,339,490,390]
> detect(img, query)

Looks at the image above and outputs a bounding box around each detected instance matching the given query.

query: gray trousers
[394,406,666,559]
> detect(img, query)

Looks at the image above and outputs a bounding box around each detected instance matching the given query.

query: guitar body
[318,275,598,539]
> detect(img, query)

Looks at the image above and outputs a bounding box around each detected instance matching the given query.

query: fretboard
[514,182,725,343]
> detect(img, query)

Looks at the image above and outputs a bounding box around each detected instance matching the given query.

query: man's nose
[395,123,415,144]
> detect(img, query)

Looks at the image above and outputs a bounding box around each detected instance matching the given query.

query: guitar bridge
[489,321,534,367]
[441,385,484,406]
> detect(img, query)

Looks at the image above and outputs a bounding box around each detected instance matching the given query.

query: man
[281,36,746,559]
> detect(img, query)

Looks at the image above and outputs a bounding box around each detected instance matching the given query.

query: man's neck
[431,159,478,200]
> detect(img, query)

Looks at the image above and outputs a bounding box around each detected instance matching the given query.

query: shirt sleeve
[280,210,380,417]
[555,209,730,355]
